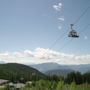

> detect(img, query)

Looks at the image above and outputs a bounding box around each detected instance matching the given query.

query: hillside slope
[0,63,45,82]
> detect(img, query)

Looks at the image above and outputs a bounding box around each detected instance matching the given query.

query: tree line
[47,72,90,85]
[0,67,90,85]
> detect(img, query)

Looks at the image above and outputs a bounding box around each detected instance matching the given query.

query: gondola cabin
[68,30,79,38]
[68,24,79,38]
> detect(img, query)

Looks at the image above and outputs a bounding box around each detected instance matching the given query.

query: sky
[0,0,90,65]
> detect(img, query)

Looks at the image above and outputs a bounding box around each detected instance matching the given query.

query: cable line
[73,6,90,25]
[79,24,90,34]
[57,24,90,51]
[58,38,73,51]
[49,6,90,50]
[49,31,68,49]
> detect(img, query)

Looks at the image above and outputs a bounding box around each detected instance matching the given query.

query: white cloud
[0,52,10,56]
[58,17,64,21]
[34,48,60,59]
[24,50,34,57]
[0,48,90,65]
[13,52,24,57]
[0,52,16,63]
[58,26,62,30]
[53,2,62,11]
[12,48,90,63]
[84,36,88,40]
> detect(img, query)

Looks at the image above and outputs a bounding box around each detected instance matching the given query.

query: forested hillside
[0,63,45,82]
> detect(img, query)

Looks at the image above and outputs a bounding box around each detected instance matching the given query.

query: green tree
[69,82,76,90]
[56,81,65,90]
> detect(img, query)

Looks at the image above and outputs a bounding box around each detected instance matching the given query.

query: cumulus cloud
[24,50,34,57]
[0,52,15,63]
[0,48,90,65]
[58,17,64,21]
[0,52,10,56]
[53,2,62,11]
[34,48,60,59]
[23,48,60,59]
[13,52,24,57]
[12,48,90,61]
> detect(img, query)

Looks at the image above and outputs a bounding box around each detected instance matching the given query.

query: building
[0,79,9,86]
[14,83,25,90]
[9,83,25,90]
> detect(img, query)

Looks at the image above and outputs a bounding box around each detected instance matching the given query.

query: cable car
[68,24,79,38]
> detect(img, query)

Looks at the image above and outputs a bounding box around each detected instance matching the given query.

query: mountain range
[31,62,90,76]
[0,62,90,78]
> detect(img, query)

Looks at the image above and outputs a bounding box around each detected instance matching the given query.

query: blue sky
[0,0,90,64]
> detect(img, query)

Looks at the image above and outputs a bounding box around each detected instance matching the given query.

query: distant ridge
[45,69,74,77]
[31,62,60,72]
[0,61,5,64]
[31,62,90,74]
